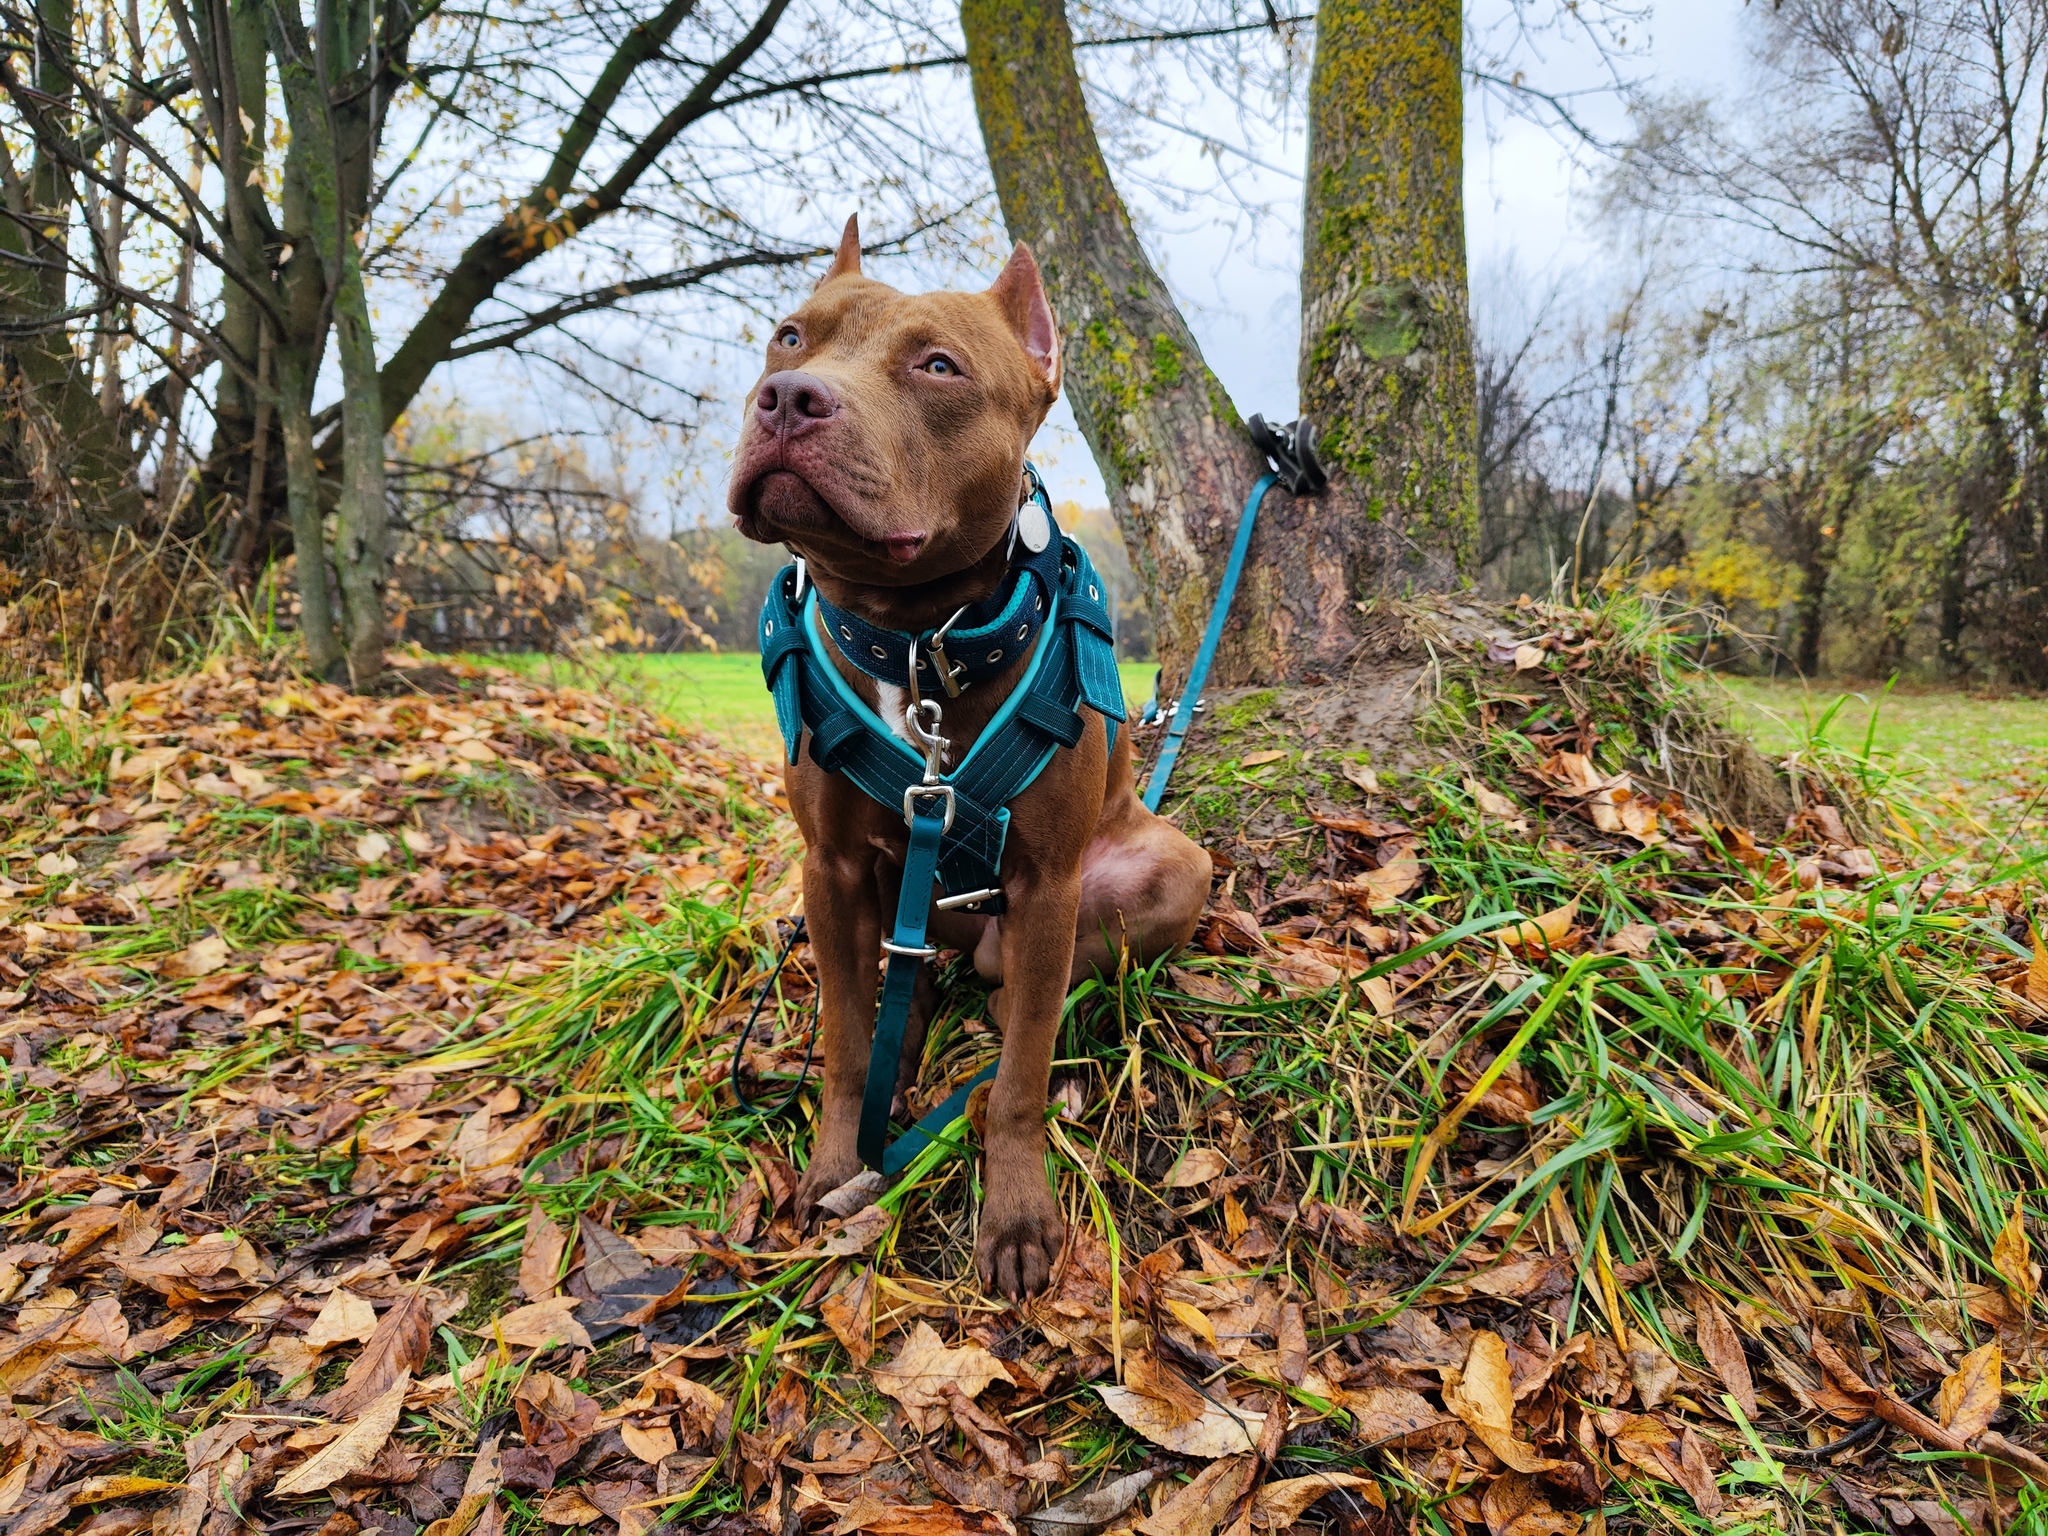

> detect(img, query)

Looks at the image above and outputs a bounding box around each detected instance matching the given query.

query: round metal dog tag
[1015,497,1051,553]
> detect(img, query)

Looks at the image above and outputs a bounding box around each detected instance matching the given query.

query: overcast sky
[1026,0,1749,509]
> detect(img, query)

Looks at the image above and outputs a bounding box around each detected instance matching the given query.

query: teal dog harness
[757,472,1125,1173]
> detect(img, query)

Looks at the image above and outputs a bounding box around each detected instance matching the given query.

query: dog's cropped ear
[988,243,1061,397]
[816,214,862,290]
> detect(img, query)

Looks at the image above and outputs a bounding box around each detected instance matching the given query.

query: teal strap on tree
[858,792,948,1171]
[1142,471,1278,812]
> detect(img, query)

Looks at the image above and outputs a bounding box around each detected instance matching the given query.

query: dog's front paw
[977,1181,1065,1301]
[794,1147,866,1232]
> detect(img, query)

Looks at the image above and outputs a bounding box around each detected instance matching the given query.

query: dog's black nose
[756,370,839,434]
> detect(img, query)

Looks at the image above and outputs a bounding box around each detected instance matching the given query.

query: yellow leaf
[1994,1197,2036,1308]
[68,1473,180,1504]
[1501,899,1578,955]
[2030,926,2048,1005]
[1240,749,1287,767]
[1162,1299,1218,1349]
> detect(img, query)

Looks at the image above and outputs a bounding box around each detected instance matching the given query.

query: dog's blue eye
[924,356,956,376]
[776,329,800,348]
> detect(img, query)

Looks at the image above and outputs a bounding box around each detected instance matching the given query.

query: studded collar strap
[812,484,1065,693]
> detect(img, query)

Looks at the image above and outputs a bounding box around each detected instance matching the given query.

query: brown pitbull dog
[728,217,1213,1298]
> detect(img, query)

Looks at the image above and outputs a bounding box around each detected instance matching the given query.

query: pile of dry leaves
[0,632,2043,1536]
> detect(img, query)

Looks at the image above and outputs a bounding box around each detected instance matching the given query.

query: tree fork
[962,0,1274,691]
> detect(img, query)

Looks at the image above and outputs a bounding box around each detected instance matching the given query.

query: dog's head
[729,215,1062,588]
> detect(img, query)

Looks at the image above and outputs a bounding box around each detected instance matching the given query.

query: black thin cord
[1765,1381,1942,1463]
[730,917,818,1118]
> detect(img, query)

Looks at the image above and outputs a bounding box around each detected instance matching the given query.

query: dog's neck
[797,526,1016,636]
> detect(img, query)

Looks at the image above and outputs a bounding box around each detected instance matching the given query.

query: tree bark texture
[962,0,1276,691]
[1298,0,1474,596]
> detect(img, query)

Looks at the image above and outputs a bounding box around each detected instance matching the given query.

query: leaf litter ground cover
[0,615,2046,1536]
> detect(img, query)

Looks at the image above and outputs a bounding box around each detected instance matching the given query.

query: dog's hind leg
[1069,818,1213,985]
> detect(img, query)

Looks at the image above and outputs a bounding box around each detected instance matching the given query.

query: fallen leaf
[1135,1454,1256,1536]
[621,1418,678,1464]
[538,1489,605,1526]
[2030,926,2048,1006]
[163,935,230,979]
[303,1289,379,1351]
[1349,1387,1459,1449]
[493,1297,592,1351]
[1442,1331,1562,1473]
[1501,900,1578,955]
[1166,1147,1228,1188]
[870,1321,1006,1432]
[1240,750,1288,767]
[1096,1385,1265,1459]
[1024,1469,1156,1535]
[821,1268,875,1368]
[356,831,393,863]
[1673,1425,1722,1518]
[1994,1197,2036,1308]
[323,1288,432,1418]
[1513,644,1546,671]
[273,1372,411,1495]
[1692,1292,1756,1419]
[520,1205,567,1300]
[1937,1342,2002,1441]
[1253,1471,1380,1529]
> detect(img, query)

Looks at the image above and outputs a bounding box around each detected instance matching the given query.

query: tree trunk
[962,0,1274,691]
[276,142,342,677]
[277,0,388,685]
[1298,0,1475,598]
[966,0,1476,689]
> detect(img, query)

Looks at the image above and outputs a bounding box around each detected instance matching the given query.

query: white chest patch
[876,683,916,747]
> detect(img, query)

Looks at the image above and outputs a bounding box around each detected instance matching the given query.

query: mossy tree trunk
[961,0,1275,691]
[1298,0,1476,599]
[964,0,1476,688]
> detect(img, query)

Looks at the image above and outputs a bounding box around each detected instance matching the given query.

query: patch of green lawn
[488,652,1162,757]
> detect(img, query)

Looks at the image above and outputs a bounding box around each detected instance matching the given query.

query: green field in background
[495,651,1161,756]
[494,653,2048,822]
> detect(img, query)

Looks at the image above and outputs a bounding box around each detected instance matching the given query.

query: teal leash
[1141,413,1325,813]
[1142,471,1276,812]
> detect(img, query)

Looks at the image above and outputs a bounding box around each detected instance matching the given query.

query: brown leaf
[303,1289,379,1351]
[1126,1352,1211,1428]
[1937,1342,2002,1441]
[620,1418,678,1464]
[1672,1426,1722,1518]
[820,1268,875,1368]
[323,1289,432,1418]
[1277,1303,1307,1386]
[2030,926,2048,1005]
[1350,1387,1461,1449]
[1166,1148,1229,1189]
[1443,1331,1562,1473]
[273,1374,411,1496]
[869,1321,1005,1432]
[162,935,230,979]
[943,1382,1066,1483]
[1134,1454,1257,1536]
[1096,1385,1265,1459]
[1252,1471,1380,1530]
[492,1298,592,1351]
[519,1205,567,1301]
[1691,1292,1756,1418]
[1626,1344,1680,1410]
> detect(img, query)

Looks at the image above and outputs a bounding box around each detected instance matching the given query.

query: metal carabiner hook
[903,696,949,782]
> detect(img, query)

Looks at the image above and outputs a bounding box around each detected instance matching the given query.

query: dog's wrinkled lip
[737,468,926,564]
